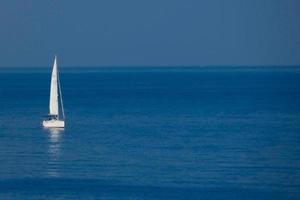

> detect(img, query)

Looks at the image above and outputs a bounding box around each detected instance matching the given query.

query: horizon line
[0,65,300,68]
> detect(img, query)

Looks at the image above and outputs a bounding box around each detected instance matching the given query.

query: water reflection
[46,128,64,177]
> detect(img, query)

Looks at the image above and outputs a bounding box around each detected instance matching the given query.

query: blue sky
[0,0,299,67]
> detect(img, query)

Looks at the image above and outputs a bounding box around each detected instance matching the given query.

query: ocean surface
[0,66,300,200]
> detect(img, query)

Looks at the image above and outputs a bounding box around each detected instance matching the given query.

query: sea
[0,66,300,200]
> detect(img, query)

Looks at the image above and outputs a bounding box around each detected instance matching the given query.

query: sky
[0,0,300,67]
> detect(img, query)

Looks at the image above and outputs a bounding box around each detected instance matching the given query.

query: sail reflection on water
[47,128,64,177]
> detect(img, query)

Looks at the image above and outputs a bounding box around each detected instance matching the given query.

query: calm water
[0,67,300,199]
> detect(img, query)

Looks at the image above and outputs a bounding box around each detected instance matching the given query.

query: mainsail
[49,56,59,116]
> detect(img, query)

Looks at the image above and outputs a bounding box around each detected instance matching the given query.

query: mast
[57,63,65,120]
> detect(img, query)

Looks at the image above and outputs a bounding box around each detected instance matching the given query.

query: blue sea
[0,66,300,200]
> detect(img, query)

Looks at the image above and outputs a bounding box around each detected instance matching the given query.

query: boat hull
[43,119,65,128]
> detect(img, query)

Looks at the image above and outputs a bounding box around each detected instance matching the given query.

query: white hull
[43,119,65,128]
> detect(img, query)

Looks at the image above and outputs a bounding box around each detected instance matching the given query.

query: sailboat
[42,55,65,128]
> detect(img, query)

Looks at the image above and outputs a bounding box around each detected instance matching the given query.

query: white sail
[49,56,59,116]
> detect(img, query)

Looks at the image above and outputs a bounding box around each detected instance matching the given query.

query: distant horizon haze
[1,0,300,67]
